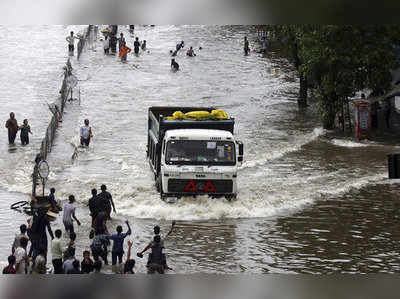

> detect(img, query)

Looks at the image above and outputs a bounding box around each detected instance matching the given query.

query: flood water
[1,25,400,274]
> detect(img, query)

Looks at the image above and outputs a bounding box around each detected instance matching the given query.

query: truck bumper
[161,193,237,201]
[167,179,234,193]
[161,178,237,201]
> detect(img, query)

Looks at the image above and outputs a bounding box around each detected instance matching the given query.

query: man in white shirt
[66,31,79,55]
[51,229,66,274]
[63,195,81,234]
[80,119,92,147]
[14,237,29,274]
[12,224,28,254]
[103,36,110,55]
[63,248,76,274]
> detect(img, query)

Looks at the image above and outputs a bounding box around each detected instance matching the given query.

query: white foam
[242,127,325,169]
[111,171,386,221]
[331,139,370,148]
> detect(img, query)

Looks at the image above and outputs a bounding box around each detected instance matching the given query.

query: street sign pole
[42,178,46,198]
[38,160,50,199]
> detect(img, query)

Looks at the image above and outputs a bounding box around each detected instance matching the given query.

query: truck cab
[147,107,243,201]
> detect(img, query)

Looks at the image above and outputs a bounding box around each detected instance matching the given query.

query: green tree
[266,25,313,108]
[298,25,400,129]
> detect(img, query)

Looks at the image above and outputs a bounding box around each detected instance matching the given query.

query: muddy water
[0,25,399,274]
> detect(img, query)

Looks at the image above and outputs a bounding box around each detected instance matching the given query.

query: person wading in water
[244,36,249,56]
[5,112,19,144]
[80,119,93,147]
[98,184,116,220]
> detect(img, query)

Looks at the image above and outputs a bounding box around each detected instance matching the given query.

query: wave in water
[242,127,325,169]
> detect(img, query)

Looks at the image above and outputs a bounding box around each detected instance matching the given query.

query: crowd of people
[100,26,208,71]
[3,26,253,274]
[67,26,252,71]
[101,28,148,63]
[3,184,175,274]
[169,40,200,71]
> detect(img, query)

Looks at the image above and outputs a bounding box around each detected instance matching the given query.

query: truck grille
[168,179,233,194]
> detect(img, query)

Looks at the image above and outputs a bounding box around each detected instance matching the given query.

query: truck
[147,107,244,202]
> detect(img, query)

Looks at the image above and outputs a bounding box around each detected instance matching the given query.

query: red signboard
[203,181,216,192]
[184,180,217,192]
[354,101,371,140]
[184,180,198,192]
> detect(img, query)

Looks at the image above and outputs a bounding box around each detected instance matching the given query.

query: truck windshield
[166,140,236,166]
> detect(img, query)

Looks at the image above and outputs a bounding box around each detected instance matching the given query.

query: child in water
[20,119,32,145]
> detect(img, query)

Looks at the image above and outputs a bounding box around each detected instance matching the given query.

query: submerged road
[0,25,400,273]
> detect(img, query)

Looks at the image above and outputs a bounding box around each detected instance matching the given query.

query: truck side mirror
[238,142,244,156]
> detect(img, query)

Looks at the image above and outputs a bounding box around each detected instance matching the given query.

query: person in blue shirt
[106,220,131,266]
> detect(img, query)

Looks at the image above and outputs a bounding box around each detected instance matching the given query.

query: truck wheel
[225,194,236,202]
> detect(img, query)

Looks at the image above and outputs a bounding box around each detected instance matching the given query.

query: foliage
[266,25,400,129]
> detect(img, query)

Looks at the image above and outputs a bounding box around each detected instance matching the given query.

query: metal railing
[32,59,73,196]
[32,25,95,195]
[77,25,94,60]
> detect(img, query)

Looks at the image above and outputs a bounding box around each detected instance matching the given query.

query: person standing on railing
[66,31,79,56]
[80,119,93,147]
[5,112,19,145]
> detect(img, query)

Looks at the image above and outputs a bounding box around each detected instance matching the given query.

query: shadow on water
[7,147,17,153]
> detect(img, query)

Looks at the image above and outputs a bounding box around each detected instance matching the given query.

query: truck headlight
[165,172,180,177]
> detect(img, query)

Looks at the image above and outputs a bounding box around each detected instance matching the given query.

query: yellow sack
[184,111,211,120]
[166,111,185,120]
[211,109,229,120]
[166,110,229,120]
[173,111,185,119]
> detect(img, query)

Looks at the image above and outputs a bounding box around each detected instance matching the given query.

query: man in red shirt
[2,255,16,274]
